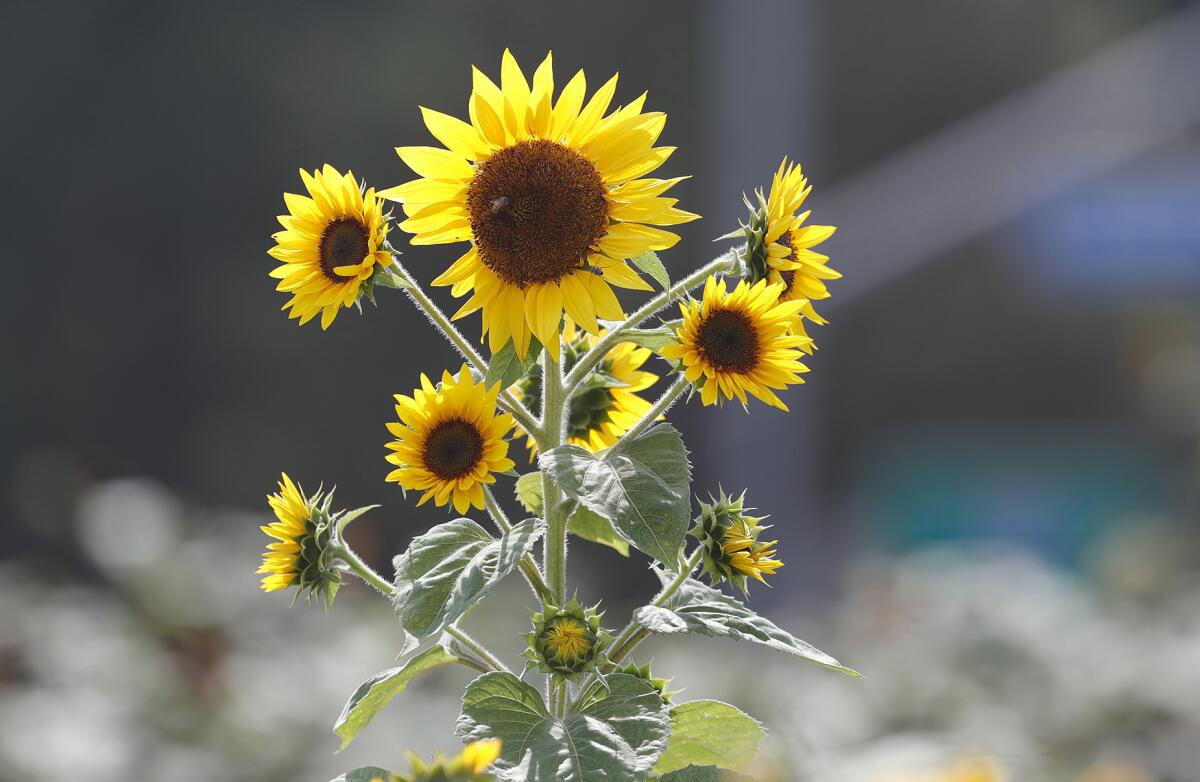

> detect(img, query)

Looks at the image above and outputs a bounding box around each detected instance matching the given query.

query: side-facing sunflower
[662,276,812,411]
[258,473,340,603]
[384,50,698,360]
[511,320,657,457]
[385,365,516,514]
[757,157,839,325]
[269,165,394,329]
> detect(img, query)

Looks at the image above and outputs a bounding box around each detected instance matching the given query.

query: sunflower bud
[618,662,677,704]
[524,597,611,677]
[257,473,347,606]
[399,738,502,781]
[689,489,783,596]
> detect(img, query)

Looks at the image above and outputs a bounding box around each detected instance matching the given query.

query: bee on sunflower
[385,365,517,514]
[383,50,699,360]
[661,275,812,411]
[269,165,394,329]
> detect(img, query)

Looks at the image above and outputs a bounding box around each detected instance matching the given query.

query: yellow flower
[258,473,311,592]
[661,276,812,411]
[511,320,657,456]
[722,518,782,584]
[401,739,503,781]
[761,158,839,326]
[460,739,503,774]
[385,365,517,514]
[269,165,394,329]
[384,50,699,360]
[258,473,340,602]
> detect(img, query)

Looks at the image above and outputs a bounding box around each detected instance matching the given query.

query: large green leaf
[333,646,458,749]
[657,766,755,781]
[635,576,861,677]
[630,250,670,290]
[485,338,542,390]
[653,700,764,774]
[393,517,543,639]
[621,325,679,353]
[330,767,398,782]
[568,505,630,556]
[514,471,544,515]
[539,423,691,565]
[457,672,670,781]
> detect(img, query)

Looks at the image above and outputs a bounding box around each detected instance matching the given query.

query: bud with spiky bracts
[524,596,612,678]
[398,739,502,781]
[718,189,773,284]
[689,489,783,596]
[618,661,678,704]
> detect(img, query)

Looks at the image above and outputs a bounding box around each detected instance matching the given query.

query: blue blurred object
[857,428,1168,564]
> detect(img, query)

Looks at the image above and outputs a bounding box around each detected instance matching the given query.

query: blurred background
[3,1,1199,780]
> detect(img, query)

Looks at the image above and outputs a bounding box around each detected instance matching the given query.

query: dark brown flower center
[696,309,760,374]
[466,140,609,288]
[422,419,485,480]
[777,231,797,291]
[319,218,370,281]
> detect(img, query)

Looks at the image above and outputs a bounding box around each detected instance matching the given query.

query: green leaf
[635,576,861,677]
[568,505,629,556]
[485,338,542,390]
[373,266,411,290]
[653,700,764,774]
[330,767,399,782]
[630,250,670,290]
[621,326,679,353]
[393,517,543,639]
[539,423,691,565]
[333,646,458,749]
[514,471,544,515]
[457,672,670,781]
[657,766,755,781]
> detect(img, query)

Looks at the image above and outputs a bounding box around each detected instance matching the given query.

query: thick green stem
[564,249,739,394]
[541,350,568,605]
[385,252,540,438]
[333,544,395,598]
[445,624,510,673]
[483,486,551,601]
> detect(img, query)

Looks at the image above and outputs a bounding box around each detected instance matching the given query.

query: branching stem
[446,624,510,673]
[483,485,551,601]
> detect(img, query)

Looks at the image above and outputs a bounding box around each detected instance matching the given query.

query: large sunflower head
[258,473,341,604]
[661,276,813,411]
[511,320,658,457]
[385,365,517,514]
[689,489,782,595]
[736,158,839,328]
[384,50,699,361]
[399,739,503,781]
[269,165,394,329]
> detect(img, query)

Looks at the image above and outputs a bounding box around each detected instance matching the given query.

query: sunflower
[258,473,340,601]
[384,50,699,360]
[722,518,783,586]
[661,276,812,411]
[385,365,517,514]
[511,320,657,456]
[401,739,503,781]
[269,164,394,329]
[760,158,839,325]
[690,489,782,594]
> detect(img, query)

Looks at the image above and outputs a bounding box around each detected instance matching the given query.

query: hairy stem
[445,624,510,673]
[483,485,551,600]
[333,544,395,598]
[563,249,739,394]
[541,350,568,605]
[615,375,688,446]
[385,252,540,437]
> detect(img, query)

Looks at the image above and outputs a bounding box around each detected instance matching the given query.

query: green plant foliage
[568,506,630,556]
[514,472,544,515]
[332,767,399,782]
[334,646,460,749]
[630,250,670,290]
[538,424,691,565]
[656,766,755,781]
[653,700,764,774]
[484,338,543,390]
[635,575,862,677]
[457,672,670,781]
[620,325,680,353]
[393,518,543,640]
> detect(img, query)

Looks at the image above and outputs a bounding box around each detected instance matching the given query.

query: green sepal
[523,595,613,678]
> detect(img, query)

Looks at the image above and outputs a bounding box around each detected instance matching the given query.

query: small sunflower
[400,738,503,781]
[745,158,839,326]
[384,50,699,360]
[690,489,782,595]
[385,365,517,514]
[661,276,812,411]
[258,473,340,603]
[511,320,657,456]
[269,165,394,329]
[525,597,611,677]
